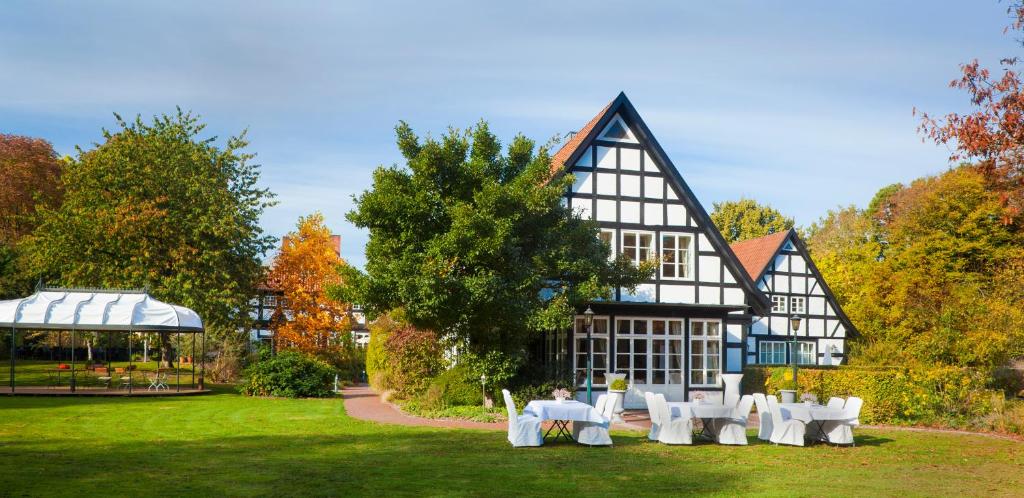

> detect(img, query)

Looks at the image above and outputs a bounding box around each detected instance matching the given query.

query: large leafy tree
[268,212,353,359]
[340,121,651,352]
[0,134,64,298]
[25,111,276,357]
[710,198,794,243]
[807,168,1024,368]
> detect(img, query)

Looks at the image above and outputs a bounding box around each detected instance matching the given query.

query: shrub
[384,325,443,398]
[460,349,524,399]
[747,364,998,425]
[426,365,482,408]
[365,313,406,390]
[240,351,336,398]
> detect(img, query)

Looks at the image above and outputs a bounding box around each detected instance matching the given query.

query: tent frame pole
[9,326,14,393]
[128,329,133,395]
[70,330,76,393]
[176,331,181,392]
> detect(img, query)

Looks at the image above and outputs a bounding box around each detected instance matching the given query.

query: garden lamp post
[480,373,487,406]
[584,306,594,405]
[790,315,802,392]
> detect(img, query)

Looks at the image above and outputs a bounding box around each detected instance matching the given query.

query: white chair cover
[644,391,661,441]
[821,396,862,445]
[654,394,693,445]
[767,395,806,446]
[502,389,543,447]
[594,394,608,417]
[722,373,743,407]
[827,397,845,410]
[571,398,613,446]
[752,393,773,441]
[604,390,623,422]
[715,394,753,445]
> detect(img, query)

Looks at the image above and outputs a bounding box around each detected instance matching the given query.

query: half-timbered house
[547,93,854,408]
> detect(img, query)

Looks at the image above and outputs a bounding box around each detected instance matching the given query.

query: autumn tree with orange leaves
[267,213,353,359]
[917,2,1024,229]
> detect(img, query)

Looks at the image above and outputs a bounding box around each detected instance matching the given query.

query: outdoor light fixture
[790,315,803,390]
[583,306,595,405]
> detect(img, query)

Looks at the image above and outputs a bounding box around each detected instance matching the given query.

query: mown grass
[0,386,1022,497]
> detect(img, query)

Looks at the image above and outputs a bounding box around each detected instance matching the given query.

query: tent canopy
[0,288,203,332]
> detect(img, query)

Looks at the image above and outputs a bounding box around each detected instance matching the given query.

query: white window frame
[759,341,787,365]
[599,229,616,261]
[659,232,694,281]
[771,295,787,314]
[574,316,610,388]
[615,317,684,387]
[790,296,806,314]
[262,294,278,308]
[688,319,722,387]
[794,341,816,365]
[621,230,655,267]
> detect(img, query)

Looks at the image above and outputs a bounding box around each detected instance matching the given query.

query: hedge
[743,365,999,426]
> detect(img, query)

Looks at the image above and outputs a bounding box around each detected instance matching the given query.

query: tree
[0,134,64,298]
[338,121,651,352]
[24,110,276,364]
[710,198,794,243]
[267,213,353,358]
[917,2,1024,228]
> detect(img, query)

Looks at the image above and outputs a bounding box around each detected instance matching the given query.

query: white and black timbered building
[731,229,857,369]
[547,93,855,408]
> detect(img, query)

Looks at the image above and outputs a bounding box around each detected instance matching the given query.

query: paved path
[341,384,650,431]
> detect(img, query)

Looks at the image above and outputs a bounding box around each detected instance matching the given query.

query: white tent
[0,289,202,332]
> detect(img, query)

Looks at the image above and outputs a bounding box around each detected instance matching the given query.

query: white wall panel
[644,151,658,172]
[620,148,641,170]
[667,205,686,226]
[773,275,789,292]
[791,255,806,273]
[571,198,592,219]
[596,173,617,195]
[808,318,825,337]
[660,284,695,303]
[723,267,737,284]
[751,317,769,335]
[667,188,679,200]
[596,146,615,168]
[572,171,593,194]
[644,176,664,199]
[791,276,806,294]
[698,286,721,304]
[620,201,640,223]
[726,323,743,344]
[698,255,721,282]
[575,146,592,167]
[621,175,640,197]
[643,202,663,225]
[809,296,825,315]
[774,255,788,272]
[698,234,713,251]
[810,283,825,296]
[834,324,846,337]
[596,199,617,222]
[724,287,744,305]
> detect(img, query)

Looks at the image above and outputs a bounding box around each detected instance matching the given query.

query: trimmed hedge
[744,365,998,425]
[240,351,336,398]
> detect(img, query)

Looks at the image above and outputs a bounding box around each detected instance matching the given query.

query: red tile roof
[729,230,792,280]
[549,101,612,177]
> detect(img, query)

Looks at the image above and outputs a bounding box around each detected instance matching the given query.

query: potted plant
[607,377,628,422]
[692,392,707,404]
[800,392,818,406]
[779,371,797,403]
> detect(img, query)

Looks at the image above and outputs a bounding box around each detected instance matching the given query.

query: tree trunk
[143,338,149,363]
[160,332,172,368]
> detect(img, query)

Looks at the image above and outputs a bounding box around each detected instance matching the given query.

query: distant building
[248,235,368,348]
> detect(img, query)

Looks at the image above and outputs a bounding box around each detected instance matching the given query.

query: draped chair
[502,389,543,447]
[752,393,773,441]
[715,394,754,445]
[654,393,693,445]
[767,395,806,446]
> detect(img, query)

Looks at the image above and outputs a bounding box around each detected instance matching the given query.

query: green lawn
[0,388,1022,497]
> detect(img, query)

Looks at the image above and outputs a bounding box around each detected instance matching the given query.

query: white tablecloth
[668,401,735,419]
[779,403,845,423]
[523,400,606,423]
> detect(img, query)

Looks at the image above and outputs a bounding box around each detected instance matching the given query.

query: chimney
[330,235,341,257]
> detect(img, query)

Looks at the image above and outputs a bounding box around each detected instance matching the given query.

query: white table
[780,403,846,443]
[524,400,606,442]
[668,402,736,440]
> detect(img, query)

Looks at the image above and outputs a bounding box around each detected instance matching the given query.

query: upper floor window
[660,233,692,279]
[771,295,787,314]
[262,295,278,308]
[790,296,806,315]
[622,231,654,266]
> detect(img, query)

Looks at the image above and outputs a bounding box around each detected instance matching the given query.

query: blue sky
[1,1,1015,268]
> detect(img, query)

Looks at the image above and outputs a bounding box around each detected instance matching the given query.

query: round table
[667,402,736,440]
[779,403,846,443]
[523,400,605,442]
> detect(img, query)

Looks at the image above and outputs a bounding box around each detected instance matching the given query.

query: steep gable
[553,92,770,315]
